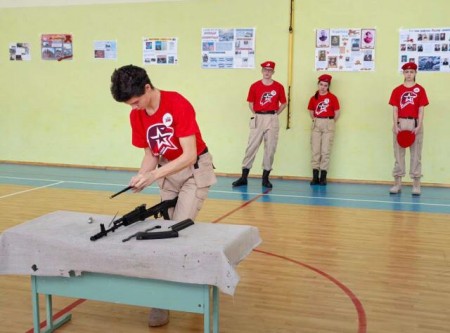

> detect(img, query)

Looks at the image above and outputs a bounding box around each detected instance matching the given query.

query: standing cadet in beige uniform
[232,61,287,188]
[307,74,341,185]
[388,62,429,195]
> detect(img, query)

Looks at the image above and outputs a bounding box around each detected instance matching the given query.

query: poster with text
[41,34,73,61]
[202,28,255,69]
[398,27,450,72]
[315,28,376,72]
[93,40,117,60]
[9,43,31,61]
[143,37,178,65]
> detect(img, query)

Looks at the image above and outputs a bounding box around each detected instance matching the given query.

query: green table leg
[31,276,72,333]
[213,286,219,333]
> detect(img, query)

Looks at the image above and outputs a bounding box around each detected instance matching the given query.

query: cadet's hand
[129,172,156,192]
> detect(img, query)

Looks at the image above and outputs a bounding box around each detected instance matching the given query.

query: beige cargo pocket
[194,186,210,213]
[327,119,336,132]
[192,153,217,188]
[249,116,256,129]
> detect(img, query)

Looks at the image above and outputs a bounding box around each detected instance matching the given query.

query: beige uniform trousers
[311,118,335,171]
[157,152,217,221]
[392,118,423,179]
[241,113,279,171]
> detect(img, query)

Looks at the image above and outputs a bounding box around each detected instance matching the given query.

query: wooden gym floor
[1,163,450,333]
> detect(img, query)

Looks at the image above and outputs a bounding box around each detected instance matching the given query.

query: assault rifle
[90,197,178,241]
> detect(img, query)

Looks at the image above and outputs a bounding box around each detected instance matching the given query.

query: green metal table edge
[31,272,219,332]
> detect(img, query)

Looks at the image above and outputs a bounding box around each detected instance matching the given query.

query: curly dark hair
[110,65,154,102]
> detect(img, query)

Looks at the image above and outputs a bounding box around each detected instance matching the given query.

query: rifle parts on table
[90,197,178,241]
[134,219,195,240]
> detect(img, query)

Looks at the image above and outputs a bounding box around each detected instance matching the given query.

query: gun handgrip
[136,230,179,240]
[170,219,194,232]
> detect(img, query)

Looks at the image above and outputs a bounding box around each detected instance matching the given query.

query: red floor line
[213,188,272,223]
[255,249,367,333]
[213,190,367,333]
[25,299,86,333]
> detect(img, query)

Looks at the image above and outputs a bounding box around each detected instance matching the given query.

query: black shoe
[319,170,327,186]
[232,177,248,187]
[262,179,273,188]
[310,169,320,185]
[262,170,273,188]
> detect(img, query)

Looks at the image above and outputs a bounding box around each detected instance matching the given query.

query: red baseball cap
[397,130,416,148]
[318,74,332,83]
[261,61,275,70]
[401,62,417,71]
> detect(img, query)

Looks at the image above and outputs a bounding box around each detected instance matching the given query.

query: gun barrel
[90,233,103,241]
[90,224,105,241]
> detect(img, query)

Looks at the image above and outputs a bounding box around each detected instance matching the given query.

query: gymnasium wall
[0,0,449,184]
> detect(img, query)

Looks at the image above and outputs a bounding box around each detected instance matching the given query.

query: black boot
[310,169,320,185]
[262,170,273,188]
[319,170,327,186]
[232,168,250,187]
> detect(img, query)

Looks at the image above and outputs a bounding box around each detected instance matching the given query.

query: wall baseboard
[1,160,448,188]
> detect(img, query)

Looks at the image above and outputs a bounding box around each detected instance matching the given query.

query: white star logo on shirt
[150,127,174,154]
[400,92,417,109]
[316,100,329,115]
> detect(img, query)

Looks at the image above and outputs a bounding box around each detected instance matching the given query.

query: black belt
[398,117,418,127]
[256,111,276,115]
[316,116,334,119]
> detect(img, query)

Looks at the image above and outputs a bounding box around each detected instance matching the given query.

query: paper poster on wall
[398,27,450,72]
[41,34,73,61]
[9,43,31,61]
[93,41,117,60]
[201,28,255,69]
[142,37,178,65]
[315,28,376,72]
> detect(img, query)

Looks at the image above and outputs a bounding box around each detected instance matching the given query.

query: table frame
[31,272,219,333]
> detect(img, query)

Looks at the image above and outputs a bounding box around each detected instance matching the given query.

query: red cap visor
[397,130,416,148]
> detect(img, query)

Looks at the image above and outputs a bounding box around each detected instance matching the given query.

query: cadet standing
[232,61,287,188]
[388,62,429,196]
[307,74,340,186]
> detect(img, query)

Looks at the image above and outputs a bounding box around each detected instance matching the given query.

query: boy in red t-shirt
[110,65,216,327]
[232,60,287,188]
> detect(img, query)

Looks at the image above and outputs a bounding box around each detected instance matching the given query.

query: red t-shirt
[307,92,340,117]
[389,83,429,118]
[130,91,206,161]
[247,80,287,112]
